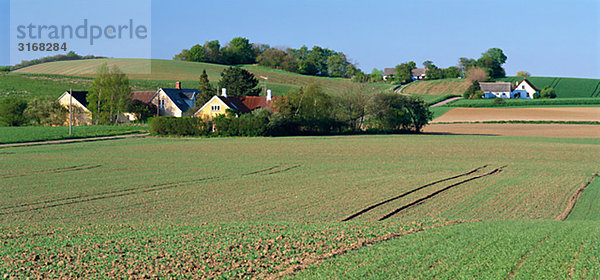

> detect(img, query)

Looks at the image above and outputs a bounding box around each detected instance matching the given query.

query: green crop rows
[0,125,148,144]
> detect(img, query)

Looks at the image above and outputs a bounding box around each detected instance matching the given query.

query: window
[158,99,165,109]
[211,105,221,112]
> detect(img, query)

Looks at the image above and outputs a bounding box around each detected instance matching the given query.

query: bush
[0,97,28,126]
[493,98,505,105]
[540,86,557,99]
[214,110,270,137]
[150,117,210,136]
[0,66,10,72]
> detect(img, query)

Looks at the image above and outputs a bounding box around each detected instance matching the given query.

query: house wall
[484,91,511,99]
[195,98,229,120]
[151,90,183,117]
[58,94,92,125]
[515,81,537,99]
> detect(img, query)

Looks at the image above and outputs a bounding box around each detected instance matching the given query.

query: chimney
[267,89,272,102]
[221,88,227,97]
[175,81,181,90]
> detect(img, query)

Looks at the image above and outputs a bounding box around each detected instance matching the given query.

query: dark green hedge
[150,117,210,136]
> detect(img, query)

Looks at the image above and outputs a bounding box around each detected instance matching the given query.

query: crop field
[1,134,599,278]
[11,59,391,97]
[432,107,600,123]
[290,220,600,279]
[0,125,149,144]
[501,76,600,98]
[401,79,470,96]
[424,123,600,138]
[446,97,600,108]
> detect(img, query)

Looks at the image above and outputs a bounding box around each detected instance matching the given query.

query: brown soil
[424,123,600,138]
[432,107,600,123]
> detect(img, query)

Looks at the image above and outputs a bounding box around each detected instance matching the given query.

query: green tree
[257,49,298,72]
[203,40,222,63]
[218,67,260,96]
[188,44,205,62]
[222,37,256,64]
[394,61,416,84]
[0,97,28,126]
[173,49,190,61]
[423,61,443,80]
[459,57,476,73]
[367,93,432,132]
[87,63,132,124]
[463,80,483,99]
[540,86,556,98]
[24,97,67,126]
[196,69,215,107]
[443,67,462,79]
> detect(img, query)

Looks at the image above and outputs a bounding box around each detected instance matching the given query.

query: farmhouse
[194,89,279,120]
[511,78,539,99]
[382,67,427,81]
[481,78,539,99]
[57,91,92,125]
[149,82,199,117]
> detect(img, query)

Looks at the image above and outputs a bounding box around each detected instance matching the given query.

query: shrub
[493,98,505,105]
[0,97,28,126]
[149,117,210,136]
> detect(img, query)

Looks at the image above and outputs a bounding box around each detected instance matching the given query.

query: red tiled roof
[218,96,281,113]
[131,91,156,104]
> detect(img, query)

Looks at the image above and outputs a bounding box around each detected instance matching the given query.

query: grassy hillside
[401,79,470,96]
[11,58,391,97]
[401,76,600,98]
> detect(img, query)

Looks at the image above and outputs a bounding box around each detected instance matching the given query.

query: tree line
[173,37,360,78]
[151,83,433,137]
[10,51,102,71]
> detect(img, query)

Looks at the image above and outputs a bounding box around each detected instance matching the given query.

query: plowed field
[432,107,600,123]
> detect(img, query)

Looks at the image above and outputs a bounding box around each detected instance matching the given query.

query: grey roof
[161,88,199,112]
[411,68,426,77]
[216,96,252,114]
[383,68,396,76]
[479,82,512,93]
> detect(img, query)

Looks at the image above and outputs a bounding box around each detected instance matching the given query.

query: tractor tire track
[559,175,598,221]
[242,166,280,176]
[261,165,302,175]
[0,165,292,215]
[0,176,223,216]
[341,165,489,221]
[1,164,101,179]
[377,166,506,221]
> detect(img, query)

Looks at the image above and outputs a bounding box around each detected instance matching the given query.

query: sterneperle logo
[15,19,148,45]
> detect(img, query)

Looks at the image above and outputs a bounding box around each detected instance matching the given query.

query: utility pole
[69,88,73,136]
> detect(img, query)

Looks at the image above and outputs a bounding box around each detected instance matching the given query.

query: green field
[401,76,600,99]
[1,134,599,278]
[9,58,391,98]
[0,125,148,144]
[445,97,600,108]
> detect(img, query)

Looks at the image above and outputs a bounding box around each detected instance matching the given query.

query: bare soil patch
[432,107,600,123]
[424,123,600,138]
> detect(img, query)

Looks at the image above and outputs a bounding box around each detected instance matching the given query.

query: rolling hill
[401,77,600,98]
[11,58,391,97]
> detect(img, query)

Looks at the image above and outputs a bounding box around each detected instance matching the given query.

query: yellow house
[57,91,92,125]
[150,82,199,117]
[194,90,277,120]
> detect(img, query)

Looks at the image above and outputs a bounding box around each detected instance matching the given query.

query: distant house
[57,91,92,125]
[411,68,427,80]
[481,78,539,99]
[149,82,199,117]
[511,78,539,99]
[383,68,396,80]
[382,67,427,81]
[480,82,513,99]
[194,89,279,120]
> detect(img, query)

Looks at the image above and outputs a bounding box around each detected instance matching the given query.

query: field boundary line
[262,219,478,280]
[341,165,489,221]
[559,175,598,221]
[378,166,506,221]
[0,133,149,148]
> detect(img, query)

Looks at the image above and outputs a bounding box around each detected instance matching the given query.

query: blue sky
[1,0,599,78]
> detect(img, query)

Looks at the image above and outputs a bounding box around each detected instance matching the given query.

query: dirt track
[425,123,600,138]
[432,107,600,123]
